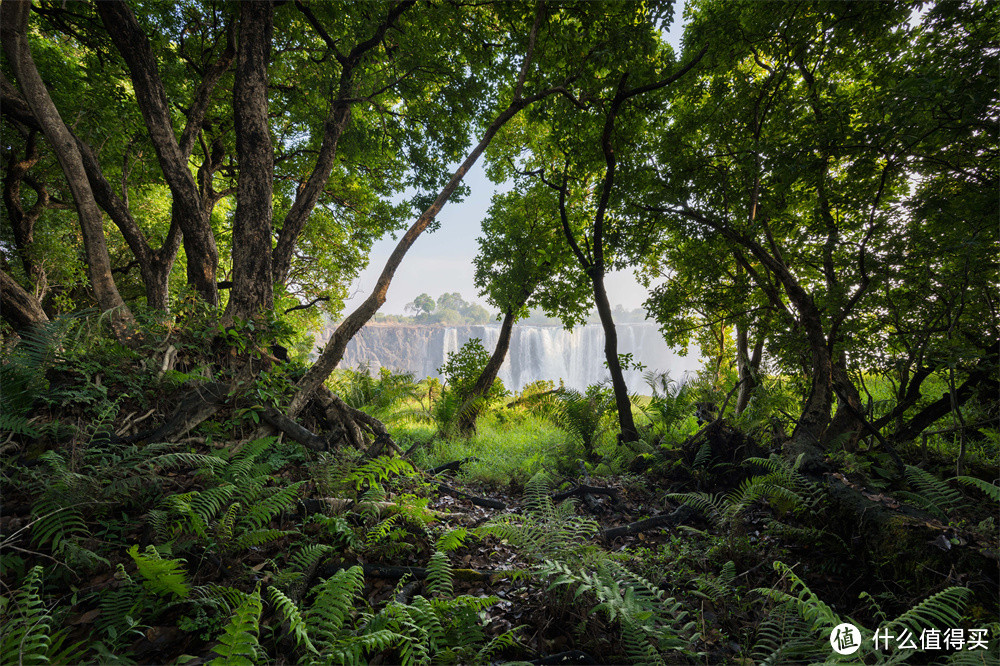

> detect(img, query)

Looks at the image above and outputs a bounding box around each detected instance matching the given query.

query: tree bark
[591,267,639,442]
[1,0,134,337]
[0,269,49,331]
[822,360,864,451]
[456,308,518,436]
[2,130,47,287]
[227,0,275,319]
[96,1,220,305]
[735,325,763,416]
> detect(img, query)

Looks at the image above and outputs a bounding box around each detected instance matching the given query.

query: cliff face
[327,322,701,392]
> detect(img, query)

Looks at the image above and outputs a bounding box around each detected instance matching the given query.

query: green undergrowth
[408,412,567,487]
[2,314,998,665]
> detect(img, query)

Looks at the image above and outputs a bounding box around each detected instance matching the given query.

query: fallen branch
[438,484,507,510]
[600,504,694,542]
[262,407,327,451]
[427,457,478,475]
[130,382,230,443]
[552,484,620,505]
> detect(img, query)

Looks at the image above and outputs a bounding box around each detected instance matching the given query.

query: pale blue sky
[344,4,688,316]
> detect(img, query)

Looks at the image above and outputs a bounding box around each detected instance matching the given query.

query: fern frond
[306,566,366,646]
[904,465,965,518]
[668,491,725,528]
[232,528,291,551]
[753,561,841,633]
[287,543,335,573]
[29,496,89,552]
[0,566,53,665]
[128,544,190,599]
[344,455,415,491]
[425,551,454,598]
[242,480,304,531]
[435,527,468,553]
[887,586,970,636]
[952,476,1000,503]
[209,585,262,666]
[267,586,318,654]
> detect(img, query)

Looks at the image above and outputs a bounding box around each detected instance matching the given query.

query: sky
[343,4,688,317]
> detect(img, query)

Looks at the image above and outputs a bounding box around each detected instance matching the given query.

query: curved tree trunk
[456,309,518,437]
[1,0,134,337]
[0,269,49,331]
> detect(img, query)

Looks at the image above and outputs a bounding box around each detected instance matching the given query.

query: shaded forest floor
[1,327,998,665]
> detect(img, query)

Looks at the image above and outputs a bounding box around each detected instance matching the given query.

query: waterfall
[335,322,702,393]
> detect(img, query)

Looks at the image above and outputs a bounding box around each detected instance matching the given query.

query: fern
[305,565,367,647]
[903,465,965,520]
[268,587,318,654]
[887,587,970,636]
[952,476,1000,503]
[29,496,89,553]
[541,558,698,663]
[752,561,982,665]
[0,411,39,438]
[425,551,454,598]
[479,474,599,566]
[435,527,468,553]
[127,544,190,599]
[242,480,304,530]
[344,455,415,491]
[210,585,262,666]
[0,565,88,666]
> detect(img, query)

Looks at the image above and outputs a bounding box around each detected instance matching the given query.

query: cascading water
[335,322,702,392]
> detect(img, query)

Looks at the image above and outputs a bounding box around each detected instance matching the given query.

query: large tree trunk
[456,309,518,436]
[227,0,275,319]
[96,2,220,305]
[591,268,639,442]
[0,269,49,331]
[822,359,864,452]
[1,0,134,337]
[785,303,834,468]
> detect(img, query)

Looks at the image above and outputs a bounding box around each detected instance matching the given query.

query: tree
[287,0,656,417]
[406,293,435,317]
[638,0,997,466]
[456,185,591,435]
[488,2,707,442]
[1,0,134,338]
